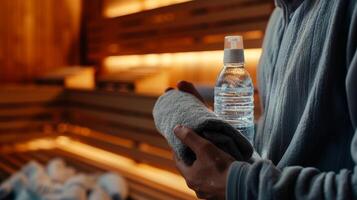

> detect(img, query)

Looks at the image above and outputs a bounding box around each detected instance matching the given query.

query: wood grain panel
[85,0,274,63]
[0,0,82,83]
[65,89,157,114]
[0,86,63,138]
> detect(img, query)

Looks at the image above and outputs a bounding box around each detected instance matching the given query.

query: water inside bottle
[214,86,254,142]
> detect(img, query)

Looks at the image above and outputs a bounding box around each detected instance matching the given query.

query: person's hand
[165,81,207,106]
[173,125,235,200]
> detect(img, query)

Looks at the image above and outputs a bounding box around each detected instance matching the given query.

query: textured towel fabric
[98,173,128,200]
[89,186,111,200]
[153,90,253,165]
[47,158,76,184]
[226,0,357,200]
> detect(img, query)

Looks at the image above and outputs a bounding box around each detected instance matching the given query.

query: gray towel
[153,90,253,165]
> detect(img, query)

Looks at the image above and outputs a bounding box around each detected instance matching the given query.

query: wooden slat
[0,106,62,118]
[43,149,103,173]
[52,149,105,172]
[12,153,33,163]
[129,181,183,200]
[0,120,53,132]
[101,0,264,22]
[0,170,9,181]
[100,3,271,37]
[65,132,176,172]
[26,151,51,164]
[67,107,156,132]
[62,89,177,172]
[90,37,263,57]
[64,122,168,149]
[0,87,62,140]
[0,132,53,145]
[1,154,24,169]
[85,0,274,62]
[90,21,268,47]
[0,156,16,174]
[54,148,194,200]
[0,86,63,104]
[65,89,157,114]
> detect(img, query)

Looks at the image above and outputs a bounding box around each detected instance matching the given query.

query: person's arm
[172,48,357,199]
[227,143,357,200]
[171,39,357,199]
[173,125,357,200]
[226,4,357,200]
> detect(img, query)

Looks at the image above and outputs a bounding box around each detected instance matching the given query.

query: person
[167,0,357,199]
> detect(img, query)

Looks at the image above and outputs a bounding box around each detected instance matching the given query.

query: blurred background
[0,0,274,199]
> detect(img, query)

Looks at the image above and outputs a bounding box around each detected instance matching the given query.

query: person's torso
[256,0,356,172]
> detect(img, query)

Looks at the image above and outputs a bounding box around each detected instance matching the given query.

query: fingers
[177,81,206,103]
[165,87,174,92]
[174,125,209,154]
[173,153,189,175]
[165,81,207,105]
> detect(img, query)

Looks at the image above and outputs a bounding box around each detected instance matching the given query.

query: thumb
[174,125,209,154]
[177,81,206,104]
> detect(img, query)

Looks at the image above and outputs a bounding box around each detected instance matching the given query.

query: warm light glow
[203,31,264,44]
[105,0,192,18]
[62,124,134,148]
[103,49,262,88]
[64,67,95,90]
[0,138,57,154]
[104,49,262,71]
[55,136,195,197]
[139,143,172,159]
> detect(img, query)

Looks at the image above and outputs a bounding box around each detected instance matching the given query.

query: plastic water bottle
[214,36,254,143]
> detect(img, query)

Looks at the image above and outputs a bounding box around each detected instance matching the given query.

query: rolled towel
[0,173,28,199]
[21,162,63,197]
[0,161,61,200]
[89,185,111,200]
[15,189,36,200]
[153,90,253,165]
[60,185,86,200]
[20,161,44,179]
[47,158,75,183]
[97,173,128,200]
[64,174,96,191]
[60,174,96,200]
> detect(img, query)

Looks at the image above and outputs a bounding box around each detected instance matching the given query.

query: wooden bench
[0,86,195,200]
[0,86,64,144]
[0,146,195,200]
[62,89,175,172]
[96,67,169,94]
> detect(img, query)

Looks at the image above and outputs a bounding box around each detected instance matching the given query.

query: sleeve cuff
[226,161,250,200]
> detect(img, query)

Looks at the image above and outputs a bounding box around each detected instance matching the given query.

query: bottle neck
[223,49,245,64]
[224,62,244,68]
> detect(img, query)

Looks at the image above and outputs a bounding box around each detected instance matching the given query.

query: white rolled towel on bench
[98,173,128,200]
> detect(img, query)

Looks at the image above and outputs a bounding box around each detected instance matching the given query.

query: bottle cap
[223,36,244,64]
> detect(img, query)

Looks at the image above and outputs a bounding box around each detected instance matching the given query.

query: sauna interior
[0,0,274,199]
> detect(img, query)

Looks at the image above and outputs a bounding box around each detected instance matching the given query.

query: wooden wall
[85,0,273,63]
[0,0,82,83]
[83,0,274,93]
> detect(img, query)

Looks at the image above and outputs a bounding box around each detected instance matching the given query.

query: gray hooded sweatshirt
[227,0,357,199]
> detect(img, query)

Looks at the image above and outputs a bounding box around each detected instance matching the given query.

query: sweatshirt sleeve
[226,3,357,200]
[226,145,357,200]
